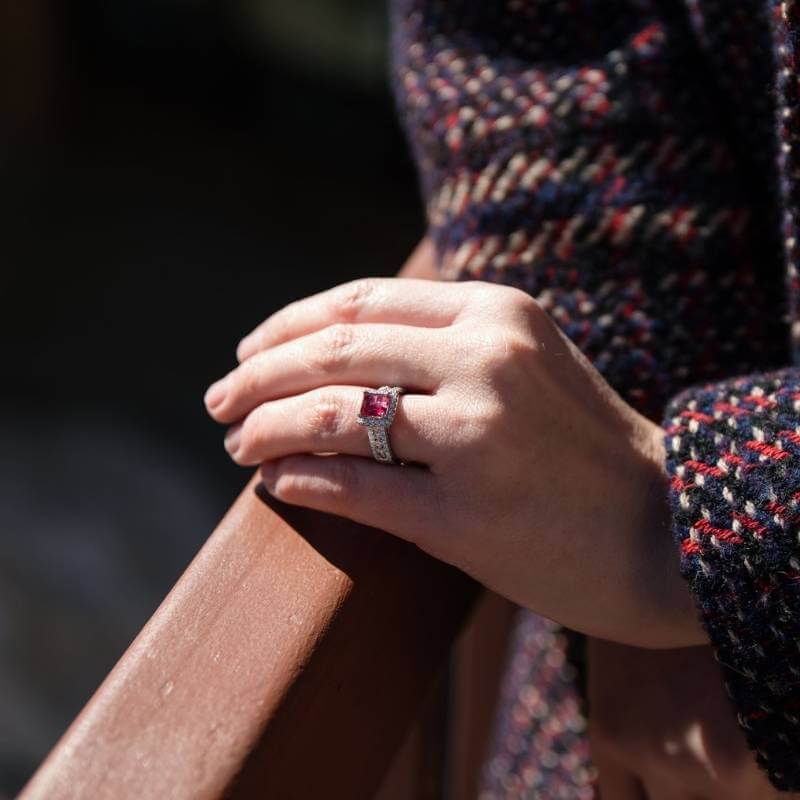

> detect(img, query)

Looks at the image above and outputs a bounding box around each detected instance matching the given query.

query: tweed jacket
[392,0,800,791]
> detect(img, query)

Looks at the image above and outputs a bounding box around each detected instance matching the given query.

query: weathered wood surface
[21,239,483,799]
[21,479,478,799]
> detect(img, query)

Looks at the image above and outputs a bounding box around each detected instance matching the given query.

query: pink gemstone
[360,391,391,418]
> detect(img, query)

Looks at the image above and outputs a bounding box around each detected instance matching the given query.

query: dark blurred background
[0,2,422,794]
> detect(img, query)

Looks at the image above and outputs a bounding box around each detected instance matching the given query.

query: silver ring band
[357,386,404,465]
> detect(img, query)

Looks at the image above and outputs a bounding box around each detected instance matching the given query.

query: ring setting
[357,386,404,465]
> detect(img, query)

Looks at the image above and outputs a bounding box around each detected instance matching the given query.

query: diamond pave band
[356,386,404,465]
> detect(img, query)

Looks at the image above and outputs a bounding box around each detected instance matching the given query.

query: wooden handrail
[21,239,481,799]
[21,479,478,799]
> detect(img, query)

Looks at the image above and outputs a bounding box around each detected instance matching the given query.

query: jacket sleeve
[392,0,800,789]
[663,368,800,791]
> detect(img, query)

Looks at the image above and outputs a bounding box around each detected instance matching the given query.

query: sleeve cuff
[663,368,800,791]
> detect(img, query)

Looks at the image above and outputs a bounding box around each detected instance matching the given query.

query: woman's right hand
[588,638,788,799]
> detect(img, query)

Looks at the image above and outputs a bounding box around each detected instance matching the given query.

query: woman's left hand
[204,277,703,648]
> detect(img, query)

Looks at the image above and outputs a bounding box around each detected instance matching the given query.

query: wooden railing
[19,242,517,799]
[20,479,479,799]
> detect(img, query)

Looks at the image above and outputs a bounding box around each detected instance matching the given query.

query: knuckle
[334,278,377,322]
[464,280,533,310]
[472,326,537,375]
[472,281,545,334]
[309,393,344,439]
[328,458,359,505]
[457,280,485,302]
[509,290,559,346]
[271,457,359,507]
[238,357,264,396]
[504,332,539,364]
[476,398,504,429]
[271,472,298,502]
[508,285,540,314]
[237,410,266,461]
[315,323,356,372]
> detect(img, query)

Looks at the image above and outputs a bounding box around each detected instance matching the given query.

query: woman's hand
[204,276,703,648]
[588,638,784,799]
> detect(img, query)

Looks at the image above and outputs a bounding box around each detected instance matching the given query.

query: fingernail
[204,377,229,410]
[224,423,242,455]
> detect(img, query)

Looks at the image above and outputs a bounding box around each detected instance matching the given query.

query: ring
[356,386,405,465]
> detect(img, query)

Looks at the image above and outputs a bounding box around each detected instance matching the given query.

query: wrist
[625,417,707,647]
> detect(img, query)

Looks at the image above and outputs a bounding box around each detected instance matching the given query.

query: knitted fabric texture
[665,371,800,789]
[392,0,800,791]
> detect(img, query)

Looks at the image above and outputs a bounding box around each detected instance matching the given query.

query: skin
[203,241,776,794]
[204,267,702,649]
[588,640,791,799]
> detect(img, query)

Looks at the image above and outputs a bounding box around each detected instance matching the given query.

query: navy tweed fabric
[391,0,800,791]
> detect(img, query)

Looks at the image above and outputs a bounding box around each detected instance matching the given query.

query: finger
[207,323,445,424]
[224,386,441,467]
[236,277,468,361]
[259,454,442,543]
